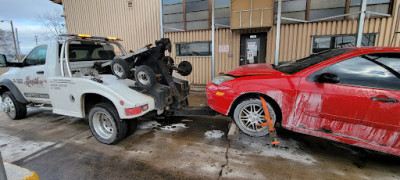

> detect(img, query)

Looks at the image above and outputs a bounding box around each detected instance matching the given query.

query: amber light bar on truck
[59,34,123,41]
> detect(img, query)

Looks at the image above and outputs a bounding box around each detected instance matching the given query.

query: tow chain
[257,96,280,146]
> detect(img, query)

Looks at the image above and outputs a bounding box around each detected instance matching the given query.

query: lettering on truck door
[13,45,50,103]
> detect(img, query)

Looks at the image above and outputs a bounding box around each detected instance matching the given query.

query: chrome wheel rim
[92,112,114,139]
[238,103,270,132]
[3,96,16,119]
[137,71,150,85]
[113,63,124,78]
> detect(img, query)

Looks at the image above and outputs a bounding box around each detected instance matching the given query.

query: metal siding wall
[165,29,238,85]
[62,0,400,84]
[63,0,161,52]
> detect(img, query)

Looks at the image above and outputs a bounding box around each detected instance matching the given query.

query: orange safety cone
[257,96,280,146]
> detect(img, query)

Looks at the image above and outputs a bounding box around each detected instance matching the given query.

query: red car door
[295,56,372,134]
[296,55,399,147]
[359,54,400,148]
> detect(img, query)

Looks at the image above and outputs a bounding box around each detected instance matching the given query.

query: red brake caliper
[257,96,280,146]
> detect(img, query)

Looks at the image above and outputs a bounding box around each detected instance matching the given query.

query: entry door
[240,33,266,65]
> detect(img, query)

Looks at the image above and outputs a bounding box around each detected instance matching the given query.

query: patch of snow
[137,121,161,130]
[0,132,54,162]
[160,123,188,132]
[235,134,316,165]
[205,130,225,139]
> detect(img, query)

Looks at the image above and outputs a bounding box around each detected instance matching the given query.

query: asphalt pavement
[0,93,399,180]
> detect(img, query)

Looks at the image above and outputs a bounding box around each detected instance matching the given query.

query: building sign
[247,51,254,63]
[219,45,229,53]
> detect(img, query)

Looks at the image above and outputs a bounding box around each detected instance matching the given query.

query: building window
[349,0,392,18]
[275,0,307,23]
[275,0,394,23]
[215,0,230,27]
[163,0,184,32]
[176,42,212,56]
[163,0,230,32]
[312,34,376,53]
[186,0,210,31]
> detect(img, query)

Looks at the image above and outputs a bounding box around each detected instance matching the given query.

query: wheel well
[228,93,283,124]
[0,86,10,96]
[83,93,113,117]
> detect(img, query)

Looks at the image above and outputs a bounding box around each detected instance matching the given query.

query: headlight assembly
[212,75,235,85]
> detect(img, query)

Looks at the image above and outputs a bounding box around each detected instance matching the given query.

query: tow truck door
[13,45,50,104]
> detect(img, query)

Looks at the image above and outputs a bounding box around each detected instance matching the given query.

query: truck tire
[233,98,276,137]
[177,61,192,76]
[111,58,132,79]
[1,91,27,120]
[88,102,128,144]
[135,65,156,89]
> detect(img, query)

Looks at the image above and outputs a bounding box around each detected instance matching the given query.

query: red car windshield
[274,49,356,74]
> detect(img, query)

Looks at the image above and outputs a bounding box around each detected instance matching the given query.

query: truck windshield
[274,49,356,74]
[60,42,123,62]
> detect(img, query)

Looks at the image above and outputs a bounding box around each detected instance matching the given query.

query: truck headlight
[212,75,235,86]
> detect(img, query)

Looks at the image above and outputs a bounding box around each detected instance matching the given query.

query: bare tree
[0,28,14,58]
[38,9,66,41]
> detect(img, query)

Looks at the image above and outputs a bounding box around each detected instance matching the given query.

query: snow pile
[205,130,225,139]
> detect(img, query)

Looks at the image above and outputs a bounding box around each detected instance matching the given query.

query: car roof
[341,47,400,52]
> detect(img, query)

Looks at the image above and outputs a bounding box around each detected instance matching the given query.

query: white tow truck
[0,34,196,144]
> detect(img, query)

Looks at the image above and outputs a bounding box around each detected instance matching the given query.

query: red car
[207,47,400,156]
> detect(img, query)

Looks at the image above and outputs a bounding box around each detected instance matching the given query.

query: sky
[0,0,63,54]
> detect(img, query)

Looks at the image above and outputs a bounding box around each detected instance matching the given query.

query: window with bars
[163,0,230,32]
[274,0,394,24]
[312,33,377,53]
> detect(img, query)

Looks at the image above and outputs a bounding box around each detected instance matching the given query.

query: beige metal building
[52,0,399,85]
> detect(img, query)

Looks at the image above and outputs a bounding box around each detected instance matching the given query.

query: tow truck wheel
[1,91,26,120]
[177,61,192,76]
[111,58,132,79]
[233,98,276,137]
[135,65,156,89]
[89,103,128,144]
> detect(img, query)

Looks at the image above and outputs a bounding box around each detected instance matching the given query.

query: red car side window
[308,55,400,91]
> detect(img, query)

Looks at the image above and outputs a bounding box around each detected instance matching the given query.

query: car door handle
[36,71,44,74]
[371,97,399,103]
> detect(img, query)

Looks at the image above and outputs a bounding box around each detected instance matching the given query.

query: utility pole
[15,28,21,57]
[35,35,38,46]
[0,20,20,61]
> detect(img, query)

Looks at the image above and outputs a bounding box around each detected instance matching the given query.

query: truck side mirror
[317,73,340,84]
[0,54,8,67]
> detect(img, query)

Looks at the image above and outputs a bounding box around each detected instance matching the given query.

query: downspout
[356,0,367,47]
[274,0,282,66]
[160,0,164,38]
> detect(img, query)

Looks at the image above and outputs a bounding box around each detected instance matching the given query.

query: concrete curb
[3,162,39,180]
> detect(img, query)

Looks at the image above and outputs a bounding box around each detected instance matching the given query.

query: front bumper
[206,83,238,115]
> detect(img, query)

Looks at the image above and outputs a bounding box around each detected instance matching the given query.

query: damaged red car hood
[226,64,282,77]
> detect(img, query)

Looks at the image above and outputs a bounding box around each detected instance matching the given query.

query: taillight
[125,104,148,116]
